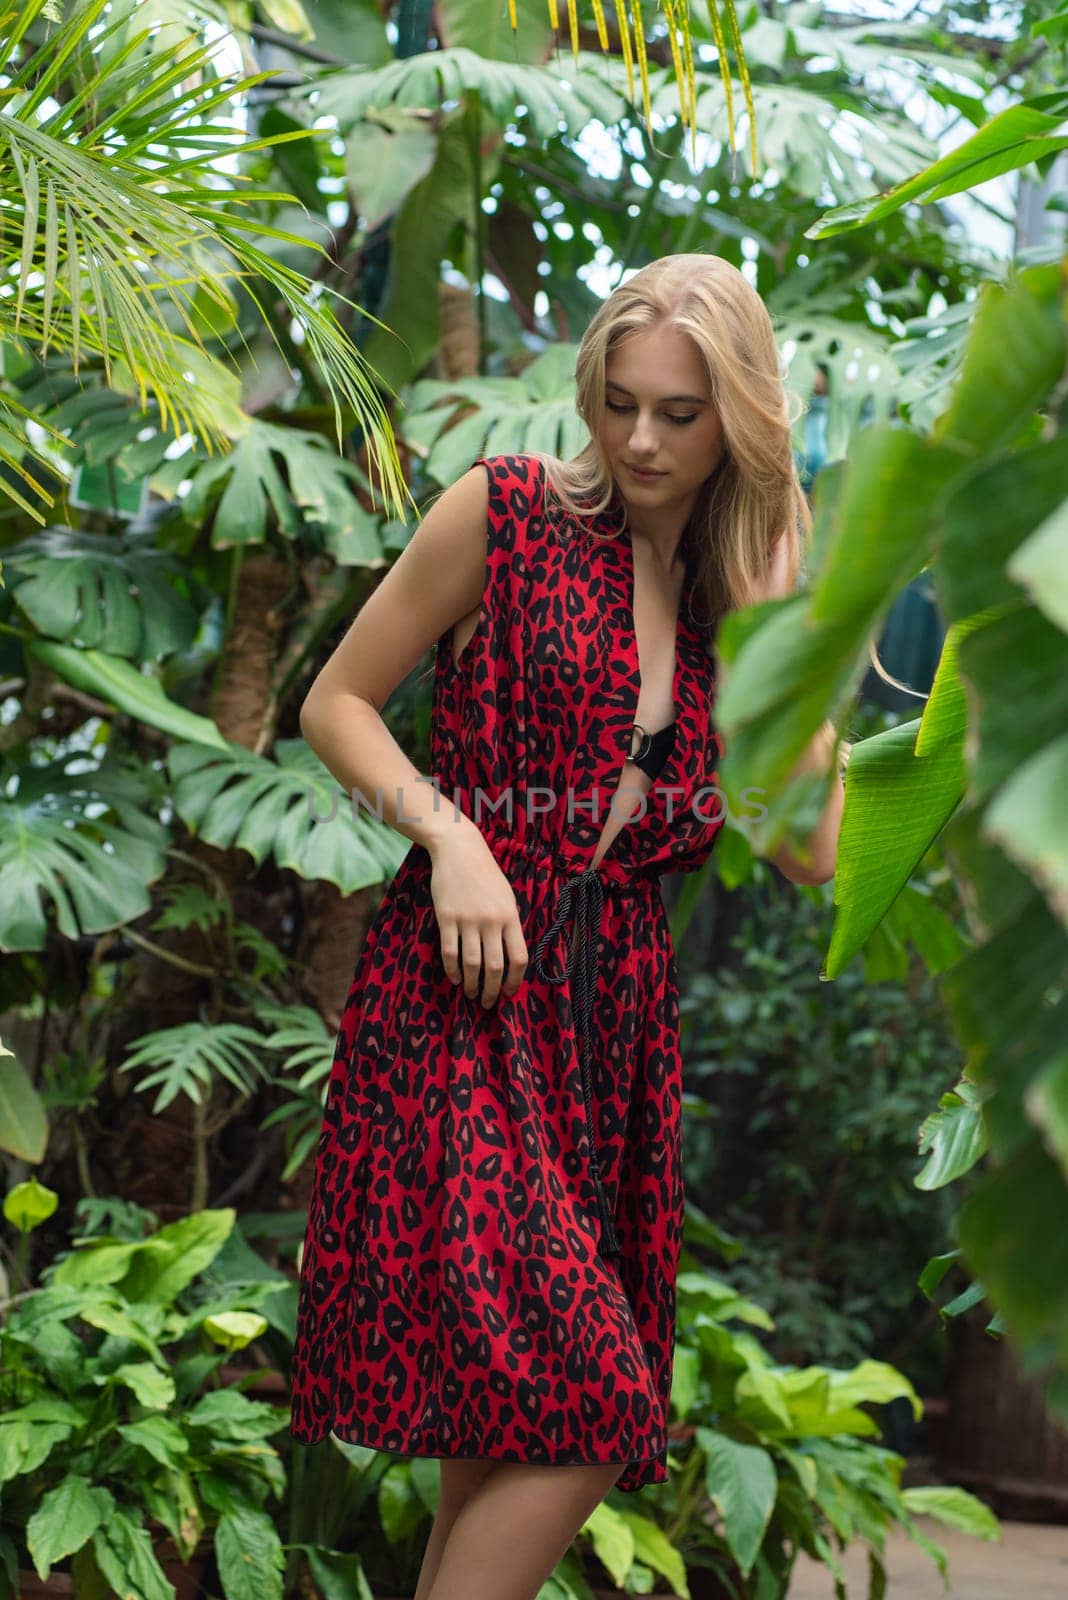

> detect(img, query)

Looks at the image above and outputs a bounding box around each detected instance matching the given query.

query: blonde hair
[528,251,810,644]
[525,252,920,773]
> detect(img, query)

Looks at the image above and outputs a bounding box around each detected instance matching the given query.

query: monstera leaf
[307,47,628,141]
[4,526,201,658]
[0,753,169,952]
[402,344,589,486]
[179,418,387,560]
[169,738,411,892]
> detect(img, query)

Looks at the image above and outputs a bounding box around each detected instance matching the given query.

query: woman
[290,252,845,1600]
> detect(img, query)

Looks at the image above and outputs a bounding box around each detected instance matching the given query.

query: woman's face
[596,324,726,527]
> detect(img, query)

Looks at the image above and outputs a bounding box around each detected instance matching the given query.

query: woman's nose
[628,414,657,451]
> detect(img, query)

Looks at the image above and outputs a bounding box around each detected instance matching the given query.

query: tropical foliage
[2,0,1065,1593]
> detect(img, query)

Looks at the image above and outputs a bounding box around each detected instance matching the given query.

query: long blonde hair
[528,252,811,647]
[524,252,933,771]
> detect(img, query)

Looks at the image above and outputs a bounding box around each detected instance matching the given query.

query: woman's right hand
[428,825,529,1008]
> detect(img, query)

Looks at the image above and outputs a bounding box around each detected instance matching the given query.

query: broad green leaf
[168,738,409,893]
[901,1485,1001,1537]
[0,1420,74,1485]
[215,1508,285,1600]
[360,115,476,394]
[983,732,1068,928]
[618,1509,690,1598]
[934,270,1066,462]
[0,1043,48,1161]
[579,1502,634,1589]
[91,1511,173,1600]
[108,1361,176,1409]
[698,1429,778,1577]
[25,639,228,748]
[344,116,439,234]
[807,96,1068,237]
[120,1207,236,1303]
[27,1477,111,1581]
[826,1359,922,1421]
[1027,1051,1068,1185]
[6,526,200,657]
[1007,496,1068,635]
[117,1416,190,1469]
[0,751,170,952]
[185,1387,288,1441]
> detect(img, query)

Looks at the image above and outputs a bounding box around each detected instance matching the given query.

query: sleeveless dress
[289,453,726,1492]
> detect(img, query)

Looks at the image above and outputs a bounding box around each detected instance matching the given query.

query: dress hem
[288,1421,668,1487]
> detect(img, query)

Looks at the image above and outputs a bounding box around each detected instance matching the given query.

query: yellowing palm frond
[0,0,411,523]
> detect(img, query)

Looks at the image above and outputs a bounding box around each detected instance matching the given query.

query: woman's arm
[299,465,492,854]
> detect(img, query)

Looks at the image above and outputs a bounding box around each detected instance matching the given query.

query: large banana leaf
[716,257,1068,1411]
[809,89,1068,239]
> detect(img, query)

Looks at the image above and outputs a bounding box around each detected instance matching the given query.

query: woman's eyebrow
[605,381,709,404]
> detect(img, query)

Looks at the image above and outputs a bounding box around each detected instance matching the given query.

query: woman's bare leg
[426,1458,625,1600]
[412,1459,500,1600]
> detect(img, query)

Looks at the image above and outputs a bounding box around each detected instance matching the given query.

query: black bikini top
[627,720,677,781]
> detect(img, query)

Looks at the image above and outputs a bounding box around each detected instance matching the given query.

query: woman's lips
[625,464,665,479]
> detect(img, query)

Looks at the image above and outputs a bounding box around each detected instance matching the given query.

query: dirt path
[787,1519,1068,1598]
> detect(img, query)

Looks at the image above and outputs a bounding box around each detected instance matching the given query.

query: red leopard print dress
[289,453,725,1491]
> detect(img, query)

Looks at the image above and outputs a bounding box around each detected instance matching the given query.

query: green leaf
[1007,495,1068,635]
[168,738,409,893]
[3,1177,58,1231]
[915,1081,988,1190]
[6,525,201,657]
[185,1388,288,1441]
[117,1416,191,1469]
[120,1208,236,1303]
[579,1502,634,1589]
[344,115,438,234]
[900,1485,1001,1537]
[27,1477,112,1581]
[1026,1051,1068,1185]
[360,115,475,394]
[90,1511,173,1600]
[26,639,228,748]
[0,749,170,952]
[697,1429,778,1577]
[807,96,1068,237]
[108,1362,176,1409]
[825,1358,922,1421]
[0,1042,48,1161]
[618,1510,690,1598]
[983,732,1068,929]
[215,1508,285,1600]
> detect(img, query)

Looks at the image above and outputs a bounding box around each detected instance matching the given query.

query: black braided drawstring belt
[532,868,623,1260]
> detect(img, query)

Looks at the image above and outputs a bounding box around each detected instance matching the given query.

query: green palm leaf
[0,0,410,521]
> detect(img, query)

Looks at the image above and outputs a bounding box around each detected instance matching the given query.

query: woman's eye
[604,401,698,426]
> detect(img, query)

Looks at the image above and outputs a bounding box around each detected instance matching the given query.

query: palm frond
[0,0,412,520]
